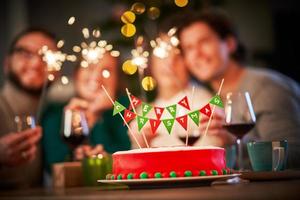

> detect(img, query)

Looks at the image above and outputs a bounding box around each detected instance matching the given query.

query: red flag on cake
[149,119,161,135]
[176,115,188,130]
[123,109,136,124]
[128,95,142,110]
[154,107,164,119]
[178,96,191,110]
[200,103,212,117]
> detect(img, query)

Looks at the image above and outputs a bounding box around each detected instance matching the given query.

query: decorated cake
[106,146,231,180]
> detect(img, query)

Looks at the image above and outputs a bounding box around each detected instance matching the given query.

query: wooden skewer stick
[186,86,195,146]
[101,85,142,149]
[203,79,225,138]
[126,88,150,148]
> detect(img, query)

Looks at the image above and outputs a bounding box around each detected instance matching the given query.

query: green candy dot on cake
[140,172,148,179]
[117,174,123,180]
[222,169,227,175]
[127,173,134,179]
[199,170,206,176]
[169,171,177,178]
[154,172,162,178]
[184,170,192,177]
[211,170,218,175]
[111,175,115,180]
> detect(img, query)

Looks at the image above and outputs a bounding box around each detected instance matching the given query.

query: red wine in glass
[224,92,256,171]
[223,123,255,139]
[62,110,89,153]
[178,135,200,146]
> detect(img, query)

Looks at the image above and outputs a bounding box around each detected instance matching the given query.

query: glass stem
[237,138,244,171]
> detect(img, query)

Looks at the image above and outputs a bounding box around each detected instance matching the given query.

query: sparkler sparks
[150,27,179,59]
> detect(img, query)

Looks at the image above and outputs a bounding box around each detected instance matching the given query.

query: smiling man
[0,28,57,189]
[178,9,300,169]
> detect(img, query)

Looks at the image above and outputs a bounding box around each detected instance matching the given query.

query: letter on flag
[113,101,126,116]
[176,115,188,130]
[178,96,190,110]
[128,95,142,110]
[162,118,175,134]
[149,119,161,135]
[209,95,224,108]
[188,110,200,126]
[166,104,177,118]
[123,109,136,124]
[154,107,164,119]
[200,103,212,117]
[137,116,149,131]
[142,103,153,116]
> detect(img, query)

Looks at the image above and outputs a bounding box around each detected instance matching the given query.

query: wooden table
[1,179,300,200]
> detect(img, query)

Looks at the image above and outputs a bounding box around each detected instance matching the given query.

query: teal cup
[247,140,288,171]
[82,154,112,186]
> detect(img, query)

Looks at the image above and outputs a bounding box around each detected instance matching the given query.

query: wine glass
[14,115,36,132]
[61,110,89,157]
[223,92,256,171]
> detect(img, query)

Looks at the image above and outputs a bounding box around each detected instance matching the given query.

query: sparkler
[150,27,179,59]
[74,28,120,68]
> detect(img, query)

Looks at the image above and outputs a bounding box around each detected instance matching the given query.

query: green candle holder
[82,154,112,186]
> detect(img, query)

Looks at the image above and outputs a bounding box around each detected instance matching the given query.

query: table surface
[1,178,300,200]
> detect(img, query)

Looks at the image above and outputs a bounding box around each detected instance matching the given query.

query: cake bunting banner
[123,109,136,124]
[154,107,164,119]
[142,102,153,116]
[200,103,212,117]
[149,118,161,134]
[113,101,126,116]
[137,115,149,131]
[188,110,200,126]
[209,95,224,108]
[166,104,177,118]
[178,96,191,110]
[162,118,175,134]
[176,115,188,130]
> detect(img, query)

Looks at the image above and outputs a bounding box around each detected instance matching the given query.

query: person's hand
[0,127,42,167]
[73,144,107,161]
[199,108,236,147]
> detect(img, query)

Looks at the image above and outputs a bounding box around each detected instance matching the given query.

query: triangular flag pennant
[123,109,136,124]
[200,103,212,117]
[142,103,153,116]
[154,107,164,119]
[162,119,175,134]
[128,95,142,110]
[188,110,200,126]
[166,104,177,118]
[113,101,126,116]
[176,115,188,131]
[149,119,161,135]
[178,96,191,110]
[209,95,224,108]
[137,116,149,131]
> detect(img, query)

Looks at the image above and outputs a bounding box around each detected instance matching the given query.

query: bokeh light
[142,76,157,91]
[122,60,138,75]
[174,0,189,7]
[131,2,146,15]
[121,11,136,24]
[147,7,160,20]
[121,23,136,37]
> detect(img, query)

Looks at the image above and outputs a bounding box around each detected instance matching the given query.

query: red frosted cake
[106,146,231,180]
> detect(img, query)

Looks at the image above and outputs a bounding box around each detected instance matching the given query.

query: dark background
[1,0,299,86]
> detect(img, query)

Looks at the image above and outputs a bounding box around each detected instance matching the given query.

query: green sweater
[41,96,131,173]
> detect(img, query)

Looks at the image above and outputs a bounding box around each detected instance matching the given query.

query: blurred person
[0,28,57,189]
[41,52,131,175]
[130,25,215,148]
[178,9,300,168]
